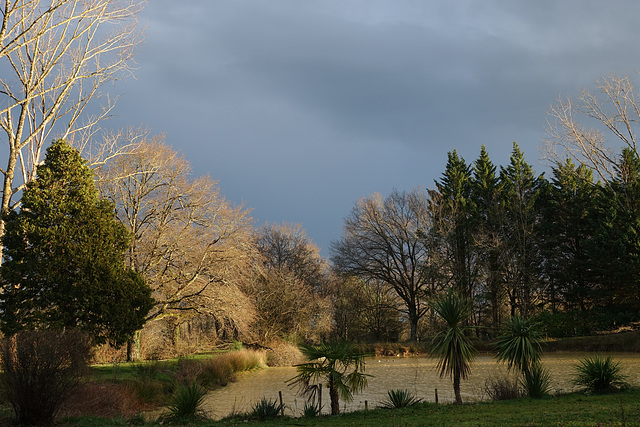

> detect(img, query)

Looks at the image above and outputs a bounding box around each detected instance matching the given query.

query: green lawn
[61,388,640,426]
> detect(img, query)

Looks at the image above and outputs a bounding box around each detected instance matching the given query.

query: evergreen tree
[540,159,598,318]
[499,143,545,317]
[589,148,640,325]
[430,150,478,302]
[0,140,153,346]
[470,146,504,335]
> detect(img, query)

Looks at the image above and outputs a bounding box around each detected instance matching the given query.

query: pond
[201,352,640,419]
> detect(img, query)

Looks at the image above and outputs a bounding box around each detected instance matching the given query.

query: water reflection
[201,353,640,419]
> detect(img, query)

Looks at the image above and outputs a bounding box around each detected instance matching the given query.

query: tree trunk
[408,305,419,342]
[0,150,19,264]
[329,381,340,415]
[126,330,142,362]
[453,369,462,405]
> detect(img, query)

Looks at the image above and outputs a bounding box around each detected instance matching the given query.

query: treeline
[4,136,639,359]
[333,143,640,342]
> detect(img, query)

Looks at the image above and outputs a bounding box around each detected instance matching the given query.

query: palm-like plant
[288,341,371,415]
[430,289,476,405]
[573,355,628,394]
[494,316,550,398]
[378,389,423,409]
[494,316,542,375]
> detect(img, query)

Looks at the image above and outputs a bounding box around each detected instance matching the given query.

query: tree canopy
[0,140,153,346]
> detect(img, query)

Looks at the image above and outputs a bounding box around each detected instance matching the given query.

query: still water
[201,353,640,419]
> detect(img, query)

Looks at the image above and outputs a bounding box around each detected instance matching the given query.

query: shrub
[60,382,148,419]
[302,401,321,418]
[249,397,284,420]
[378,389,423,408]
[1,329,93,426]
[483,376,524,401]
[572,355,628,394]
[174,358,204,386]
[165,381,207,419]
[522,363,552,398]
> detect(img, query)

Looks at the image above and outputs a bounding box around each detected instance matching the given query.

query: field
[61,388,640,426]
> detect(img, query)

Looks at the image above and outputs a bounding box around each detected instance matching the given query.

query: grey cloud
[109,0,640,253]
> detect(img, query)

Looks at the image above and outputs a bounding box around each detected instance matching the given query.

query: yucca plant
[378,389,423,409]
[430,289,476,405]
[166,381,207,419]
[494,316,543,376]
[522,362,551,398]
[573,355,628,394]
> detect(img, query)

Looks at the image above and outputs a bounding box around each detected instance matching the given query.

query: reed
[483,375,524,401]
[176,349,268,389]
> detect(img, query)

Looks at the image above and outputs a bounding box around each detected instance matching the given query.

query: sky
[107,1,640,255]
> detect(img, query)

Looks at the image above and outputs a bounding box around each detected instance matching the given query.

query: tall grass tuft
[213,349,267,372]
[378,389,423,408]
[522,363,552,398]
[165,381,207,420]
[175,350,267,389]
[572,355,628,394]
[249,397,284,420]
[302,401,321,418]
[484,375,524,401]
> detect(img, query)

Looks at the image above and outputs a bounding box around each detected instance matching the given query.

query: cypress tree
[0,140,153,346]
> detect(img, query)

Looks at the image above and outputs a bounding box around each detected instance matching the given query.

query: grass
[59,387,640,426]
[0,350,268,425]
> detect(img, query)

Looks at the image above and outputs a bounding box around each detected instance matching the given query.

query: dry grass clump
[265,341,304,366]
[483,375,525,401]
[176,350,267,388]
[214,349,267,372]
[60,382,152,419]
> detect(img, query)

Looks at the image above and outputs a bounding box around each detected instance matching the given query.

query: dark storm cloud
[111,0,640,253]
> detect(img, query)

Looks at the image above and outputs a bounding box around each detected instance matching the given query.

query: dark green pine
[0,140,153,346]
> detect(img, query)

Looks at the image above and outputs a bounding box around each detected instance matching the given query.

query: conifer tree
[0,140,153,346]
[470,146,504,335]
[499,143,545,317]
[430,150,477,301]
[540,159,598,319]
[589,148,640,323]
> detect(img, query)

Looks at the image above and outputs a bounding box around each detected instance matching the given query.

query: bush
[522,363,552,398]
[378,389,422,408]
[249,397,284,420]
[572,355,628,394]
[483,376,524,401]
[165,381,207,419]
[302,401,321,418]
[1,329,93,426]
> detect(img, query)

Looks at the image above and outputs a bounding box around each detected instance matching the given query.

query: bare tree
[331,189,432,342]
[244,266,332,343]
[0,0,144,254]
[248,222,333,342]
[544,73,640,181]
[96,137,256,358]
[256,222,329,291]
